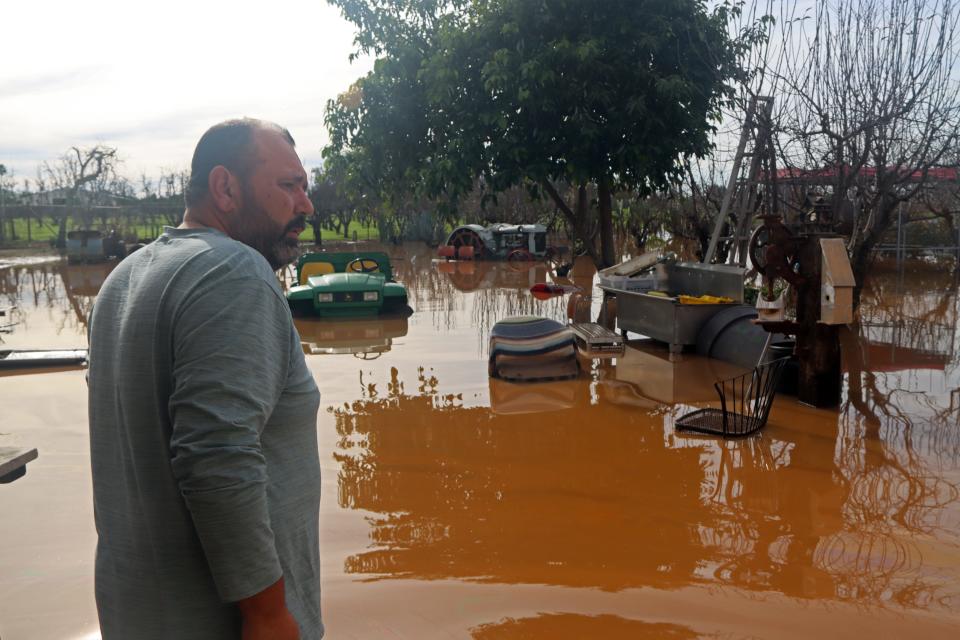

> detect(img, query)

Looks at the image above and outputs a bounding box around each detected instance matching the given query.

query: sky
[0,0,372,190]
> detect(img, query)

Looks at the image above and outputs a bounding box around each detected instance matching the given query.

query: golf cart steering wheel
[347,258,381,274]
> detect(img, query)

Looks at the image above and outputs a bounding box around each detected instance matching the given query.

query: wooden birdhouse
[819,238,856,325]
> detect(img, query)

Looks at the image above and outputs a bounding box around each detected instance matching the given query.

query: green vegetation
[0,216,382,248]
[300,219,381,243]
[324,0,759,267]
[1,217,159,248]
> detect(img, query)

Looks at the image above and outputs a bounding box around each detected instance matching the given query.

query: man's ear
[208,165,242,213]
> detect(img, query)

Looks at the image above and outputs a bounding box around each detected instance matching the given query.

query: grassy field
[0,218,382,248]
[301,221,381,243]
[0,219,161,247]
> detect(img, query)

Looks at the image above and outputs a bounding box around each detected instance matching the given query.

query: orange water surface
[1,244,958,639]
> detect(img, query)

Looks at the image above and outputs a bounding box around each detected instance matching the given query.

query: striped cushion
[489,316,569,340]
[489,316,579,381]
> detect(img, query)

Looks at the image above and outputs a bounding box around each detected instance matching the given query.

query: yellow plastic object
[678,294,734,305]
[299,261,335,284]
[646,290,671,298]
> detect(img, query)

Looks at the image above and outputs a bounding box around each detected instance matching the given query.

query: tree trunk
[598,178,615,268]
[541,180,601,265]
[309,214,322,246]
[850,197,897,308]
[850,237,874,309]
[56,215,68,249]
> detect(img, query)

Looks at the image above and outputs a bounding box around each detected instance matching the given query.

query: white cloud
[0,0,372,183]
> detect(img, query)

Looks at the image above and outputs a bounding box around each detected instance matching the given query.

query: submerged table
[0,447,38,483]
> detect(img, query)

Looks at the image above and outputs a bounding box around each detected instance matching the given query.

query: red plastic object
[457,245,475,260]
[437,245,456,259]
[530,282,570,299]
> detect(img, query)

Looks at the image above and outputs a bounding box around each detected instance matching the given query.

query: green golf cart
[286,251,410,317]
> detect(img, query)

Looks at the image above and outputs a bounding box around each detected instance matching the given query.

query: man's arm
[238,578,300,640]
[168,277,293,607]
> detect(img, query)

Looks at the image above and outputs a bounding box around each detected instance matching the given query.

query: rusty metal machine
[749,214,856,408]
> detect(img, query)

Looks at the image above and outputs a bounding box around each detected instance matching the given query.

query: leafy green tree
[325,0,757,266]
[309,162,356,238]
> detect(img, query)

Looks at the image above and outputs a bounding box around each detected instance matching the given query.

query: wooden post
[794,234,843,408]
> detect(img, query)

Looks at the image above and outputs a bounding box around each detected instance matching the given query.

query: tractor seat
[299,261,335,284]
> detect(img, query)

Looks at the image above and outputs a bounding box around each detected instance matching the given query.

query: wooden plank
[820,238,856,286]
[598,252,659,277]
[0,447,38,483]
[820,238,855,325]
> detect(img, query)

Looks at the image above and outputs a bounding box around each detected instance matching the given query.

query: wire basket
[675,357,790,437]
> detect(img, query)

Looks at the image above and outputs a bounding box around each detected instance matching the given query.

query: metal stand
[675,357,790,437]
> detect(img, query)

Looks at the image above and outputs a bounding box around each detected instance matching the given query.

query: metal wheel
[748,226,774,275]
[448,228,485,255]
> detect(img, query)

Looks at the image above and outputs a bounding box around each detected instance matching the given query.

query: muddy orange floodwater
[2,244,959,639]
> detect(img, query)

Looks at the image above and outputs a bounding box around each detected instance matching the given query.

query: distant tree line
[0,146,187,247]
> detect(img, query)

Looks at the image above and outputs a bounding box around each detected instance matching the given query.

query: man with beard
[87,119,321,639]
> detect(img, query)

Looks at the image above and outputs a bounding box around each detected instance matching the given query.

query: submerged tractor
[439,223,550,261]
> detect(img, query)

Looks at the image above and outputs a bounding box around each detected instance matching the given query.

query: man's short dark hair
[184,118,296,207]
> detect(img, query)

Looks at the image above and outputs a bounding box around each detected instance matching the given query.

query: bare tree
[42,145,119,247]
[140,172,154,199]
[770,0,960,299]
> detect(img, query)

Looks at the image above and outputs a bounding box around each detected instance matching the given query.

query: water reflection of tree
[675,423,846,600]
[332,365,957,609]
[381,242,571,353]
[685,266,960,608]
[823,410,958,608]
[678,408,958,608]
[289,242,579,352]
[333,366,710,591]
[838,266,960,597]
[856,266,959,367]
[0,261,104,338]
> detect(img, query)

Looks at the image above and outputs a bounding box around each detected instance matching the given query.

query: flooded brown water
[2,244,959,639]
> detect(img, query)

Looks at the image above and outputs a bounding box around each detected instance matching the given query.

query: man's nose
[298,187,314,215]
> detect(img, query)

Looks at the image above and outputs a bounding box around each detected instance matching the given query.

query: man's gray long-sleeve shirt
[87,227,322,639]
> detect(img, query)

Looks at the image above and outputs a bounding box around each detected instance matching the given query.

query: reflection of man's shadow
[295,315,408,358]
